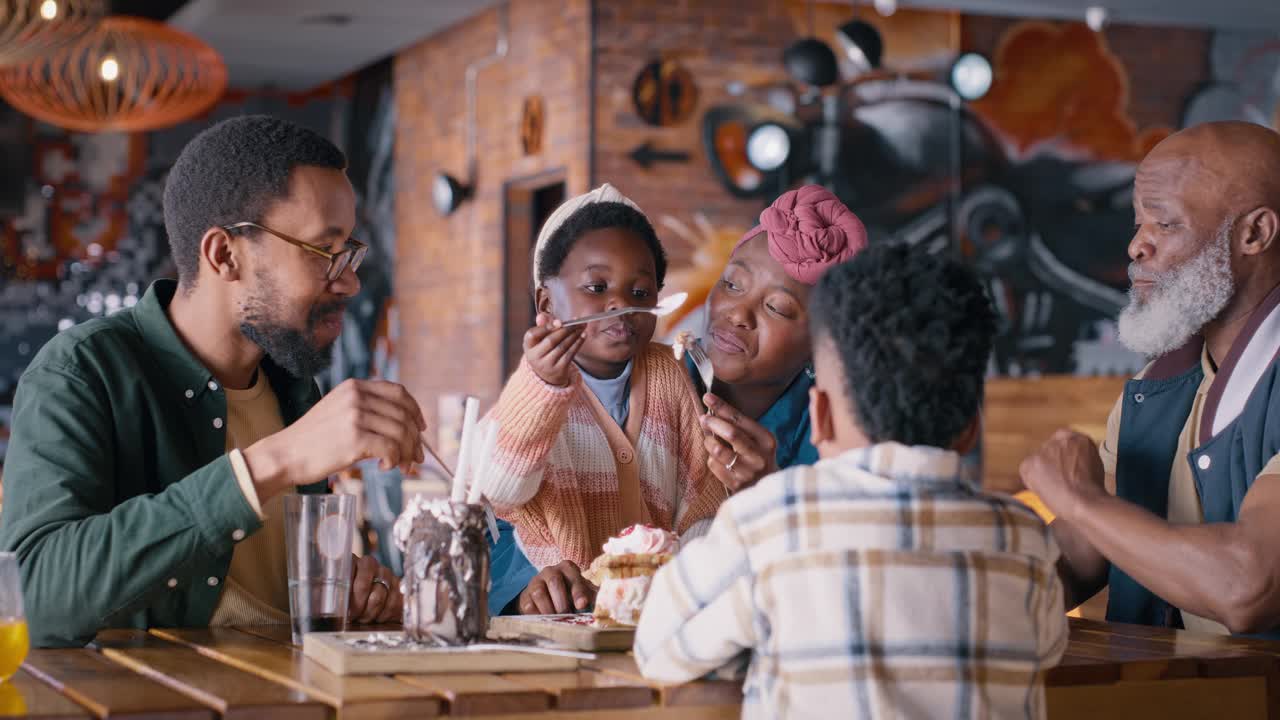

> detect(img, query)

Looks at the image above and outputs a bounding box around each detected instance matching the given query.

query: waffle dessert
[584,524,678,627]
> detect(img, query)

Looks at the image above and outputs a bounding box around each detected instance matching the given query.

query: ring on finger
[726,453,739,471]
[372,577,392,593]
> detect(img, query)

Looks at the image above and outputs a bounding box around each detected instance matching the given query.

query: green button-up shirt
[0,279,327,647]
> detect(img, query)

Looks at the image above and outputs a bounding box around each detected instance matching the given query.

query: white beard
[1117,221,1235,358]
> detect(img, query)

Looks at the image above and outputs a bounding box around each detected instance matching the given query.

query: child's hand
[523,312,586,387]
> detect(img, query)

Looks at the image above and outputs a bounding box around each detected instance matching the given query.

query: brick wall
[592,0,797,257]
[392,0,591,432]
[393,0,1212,431]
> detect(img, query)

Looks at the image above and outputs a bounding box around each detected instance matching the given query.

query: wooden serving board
[489,614,636,652]
[302,631,584,676]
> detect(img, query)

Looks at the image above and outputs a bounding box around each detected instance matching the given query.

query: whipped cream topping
[602,523,678,556]
[393,495,442,552]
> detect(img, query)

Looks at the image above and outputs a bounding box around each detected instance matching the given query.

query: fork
[687,338,730,498]
[686,338,715,406]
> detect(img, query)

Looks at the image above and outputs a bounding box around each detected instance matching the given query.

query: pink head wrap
[738,185,868,285]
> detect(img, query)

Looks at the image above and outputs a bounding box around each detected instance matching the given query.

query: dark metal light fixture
[432,172,469,216]
[782,37,839,88]
[836,19,883,73]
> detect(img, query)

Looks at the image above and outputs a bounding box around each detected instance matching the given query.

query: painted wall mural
[690,11,1245,377]
[1184,30,1280,129]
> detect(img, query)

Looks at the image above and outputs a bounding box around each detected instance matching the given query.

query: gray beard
[1117,221,1234,358]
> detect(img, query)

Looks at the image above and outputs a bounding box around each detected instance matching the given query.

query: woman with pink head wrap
[499,184,870,615]
[695,184,868,492]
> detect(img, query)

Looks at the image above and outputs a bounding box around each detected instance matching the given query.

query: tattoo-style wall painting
[692,9,1211,376]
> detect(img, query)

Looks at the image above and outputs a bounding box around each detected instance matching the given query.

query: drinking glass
[285,495,355,644]
[0,554,28,683]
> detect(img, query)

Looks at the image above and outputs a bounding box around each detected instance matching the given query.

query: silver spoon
[560,291,688,328]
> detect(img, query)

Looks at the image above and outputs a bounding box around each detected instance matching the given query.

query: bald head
[1140,121,1280,216]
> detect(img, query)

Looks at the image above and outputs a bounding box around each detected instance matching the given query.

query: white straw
[451,396,480,503]
[466,421,496,505]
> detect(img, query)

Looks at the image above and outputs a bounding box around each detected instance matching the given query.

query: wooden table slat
[1046,675,1269,719]
[498,670,656,712]
[232,625,296,647]
[0,668,91,719]
[584,655,744,707]
[95,630,329,720]
[22,649,214,720]
[394,673,552,716]
[151,628,441,719]
[1072,618,1280,656]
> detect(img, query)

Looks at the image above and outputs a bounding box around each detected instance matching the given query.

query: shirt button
[208,381,219,391]
[231,529,246,541]
[1198,455,1211,470]
[184,389,194,399]
[617,449,634,464]
[167,578,178,589]
[207,577,220,587]
[1134,393,1145,403]
[213,417,224,429]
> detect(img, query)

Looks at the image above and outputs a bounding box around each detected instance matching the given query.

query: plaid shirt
[634,443,1068,719]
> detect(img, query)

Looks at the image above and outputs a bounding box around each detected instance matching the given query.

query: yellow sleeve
[228,448,266,520]
[1098,392,1124,481]
[1260,453,1280,479]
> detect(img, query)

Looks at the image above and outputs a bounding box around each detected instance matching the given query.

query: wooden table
[2,618,1278,719]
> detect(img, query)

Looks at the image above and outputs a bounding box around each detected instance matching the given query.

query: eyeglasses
[222,221,368,283]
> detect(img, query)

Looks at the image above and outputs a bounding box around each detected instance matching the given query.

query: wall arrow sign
[629,141,691,168]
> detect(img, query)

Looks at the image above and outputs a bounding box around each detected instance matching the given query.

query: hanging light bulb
[98,54,118,82]
[0,17,227,132]
[0,0,103,65]
[874,0,897,17]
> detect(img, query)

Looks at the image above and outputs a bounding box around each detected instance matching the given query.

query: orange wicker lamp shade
[0,0,105,65]
[0,16,228,133]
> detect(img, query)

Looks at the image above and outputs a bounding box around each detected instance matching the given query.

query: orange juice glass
[0,554,27,682]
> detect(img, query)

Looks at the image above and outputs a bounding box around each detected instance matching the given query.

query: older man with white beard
[1021,120,1280,638]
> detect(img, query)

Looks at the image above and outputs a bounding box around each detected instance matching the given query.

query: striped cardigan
[477,343,723,570]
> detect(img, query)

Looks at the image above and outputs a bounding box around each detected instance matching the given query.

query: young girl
[477,184,721,574]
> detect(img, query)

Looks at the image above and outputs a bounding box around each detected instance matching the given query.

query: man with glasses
[0,115,424,647]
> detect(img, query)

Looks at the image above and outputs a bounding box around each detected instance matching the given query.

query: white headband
[531,183,645,287]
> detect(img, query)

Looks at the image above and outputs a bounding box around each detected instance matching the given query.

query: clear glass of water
[285,494,355,645]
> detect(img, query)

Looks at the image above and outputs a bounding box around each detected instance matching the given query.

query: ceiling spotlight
[949,52,993,102]
[836,19,884,74]
[1085,6,1108,32]
[783,38,839,88]
[874,0,897,17]
[40,0,59,20]
[432,172,469,216]
[746,123,791,172]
